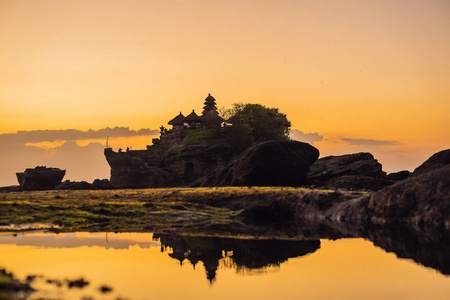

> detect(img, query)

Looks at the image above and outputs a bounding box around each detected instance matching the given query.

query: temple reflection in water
[156,234,321,282]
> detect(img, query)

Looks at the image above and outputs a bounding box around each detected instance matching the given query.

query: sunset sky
[1,0,449,185]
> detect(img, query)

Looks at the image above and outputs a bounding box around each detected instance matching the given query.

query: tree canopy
[222,103,291,144]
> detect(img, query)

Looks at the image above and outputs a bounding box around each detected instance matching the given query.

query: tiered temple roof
[202,93,218,115]
[167,94,224,130]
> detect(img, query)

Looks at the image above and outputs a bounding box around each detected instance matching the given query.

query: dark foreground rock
[331,164,450,228]
[412,149,450,176]
[16,166,65,191]
[193,140,319,187]
[368,164,450,227]
[307,152,391,190]
[386,170,411,181]
[0,186,21,193]
[55,180,94,190]
[325,175,390,191]
[92,179,113,190]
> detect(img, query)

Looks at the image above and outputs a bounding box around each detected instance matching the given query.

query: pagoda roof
[184,110,204,123]
[200,111,224,123]
[204,93,216,102]
[168,112,186,125]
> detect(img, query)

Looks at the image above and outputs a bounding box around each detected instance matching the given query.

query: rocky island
[1,95,449,242]
[104,94,321,188]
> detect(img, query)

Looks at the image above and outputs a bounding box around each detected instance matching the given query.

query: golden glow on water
[0,232,449,299]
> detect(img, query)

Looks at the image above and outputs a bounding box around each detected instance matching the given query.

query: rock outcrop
[193,140,319,187]
[325,175,389,191]
[55,180,94,190]
[104,139,234,188]
[412,149,450,176]
[367,164,450,227]
[331,164,450,228]
[92,179,113,190]
[386,170,411,181]
[307,152,390,190]
[16,166,65,191]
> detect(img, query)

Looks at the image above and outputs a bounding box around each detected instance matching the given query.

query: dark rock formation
[367,164,450,227]
[193,140,319,187]
[412,149,450,176]
[309,152,386,180]
[92,179,113,190]
[326,175,390,191]
[332,164,450,228]
[0,185,21,193]
[55,180,93,190]
[104,139,234,188]
[307,153,390,190]
[386,170,411,181]
[16,166,65,191]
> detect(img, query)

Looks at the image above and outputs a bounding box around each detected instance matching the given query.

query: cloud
[340,138,399,147]
[289,129,324,144]
[0,127,159,145]
[0,127,162,186]
[0,141,110,186]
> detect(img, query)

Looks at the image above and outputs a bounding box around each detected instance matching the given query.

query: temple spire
[202,94,218,116]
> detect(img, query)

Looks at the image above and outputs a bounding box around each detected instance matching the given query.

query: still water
[0,231,449,300]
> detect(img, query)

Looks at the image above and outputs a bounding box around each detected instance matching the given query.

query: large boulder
[309,152,386,180]
[307,153,389,190]
[412,149,450,176]
[16,166,65,191]
[195,140,319,187]
[332,164,450,228]
[366,164,450,227]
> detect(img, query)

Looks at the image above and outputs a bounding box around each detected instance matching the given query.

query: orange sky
[0,0,449,179]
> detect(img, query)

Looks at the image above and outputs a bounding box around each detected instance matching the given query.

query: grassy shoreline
[0,187,365,237]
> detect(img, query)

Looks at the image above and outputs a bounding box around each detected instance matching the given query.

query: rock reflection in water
[316,220,450,276]
[155,234,321,282]
[366,226,450,275]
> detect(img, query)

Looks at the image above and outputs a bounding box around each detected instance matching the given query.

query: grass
[0,187,366,235]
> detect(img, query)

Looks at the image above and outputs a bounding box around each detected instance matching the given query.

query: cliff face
[104,139,235,188]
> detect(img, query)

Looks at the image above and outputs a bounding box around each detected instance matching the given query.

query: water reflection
[366,226,450,275]
[0,231,449,300]
[156,234,321,282]
[0,231,159,249]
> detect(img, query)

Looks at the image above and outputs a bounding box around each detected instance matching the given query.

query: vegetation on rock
[184,128,219,141]
[222,103,291,144]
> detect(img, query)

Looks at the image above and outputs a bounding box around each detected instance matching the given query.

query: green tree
[223,103,291,143]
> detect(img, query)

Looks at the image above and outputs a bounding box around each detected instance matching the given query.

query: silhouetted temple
[168,94,224,130]
[104,93,236,188]
[153,94,225,145]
